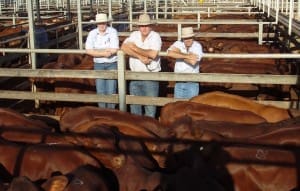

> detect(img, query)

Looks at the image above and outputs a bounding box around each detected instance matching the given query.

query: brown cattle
[0,108,55,143]
[62,124,163,191]
[0,138,101,181]
[160,101,266,126]
[167,116,300,191]
[42,165,118,191]
[173,116,300,139]
[60,106,169,167]
[7,176,40,191]
[190,91,290,123]
[0,108,51,130]
[34,54,95,116]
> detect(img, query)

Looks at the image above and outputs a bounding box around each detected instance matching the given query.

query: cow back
[190,91,290,123]
[160,101,266,126]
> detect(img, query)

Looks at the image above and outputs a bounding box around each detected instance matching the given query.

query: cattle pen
[1,1,300,191]
[1,0,300,117]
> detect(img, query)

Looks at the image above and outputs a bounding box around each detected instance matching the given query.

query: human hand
[186,53,199,65]
[106,48,117,56]
[188,53,199,61]
[138,55,151,65]
[104,50,113,57]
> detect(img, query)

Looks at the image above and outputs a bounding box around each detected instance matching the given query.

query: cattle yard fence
[0,48,300,112]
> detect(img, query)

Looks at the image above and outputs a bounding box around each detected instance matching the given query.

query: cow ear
[41,175,69,191]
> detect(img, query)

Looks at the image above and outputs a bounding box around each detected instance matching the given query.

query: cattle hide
[0,108,55,143]
[188,116,300,139]
[7,176,41,191]
[161,143,233,191]
[190,91,290,123]
[33,54,95,116]
[65,124,164,191]
[60,106,169,167]
[42,164,118,191]
[0,138,101,181]
[160,101,266,126]
[166,116,300,191]
[0,108,51,130]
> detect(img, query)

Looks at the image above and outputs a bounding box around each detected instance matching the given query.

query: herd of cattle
[1,12,300,190]
[0,91,300,191]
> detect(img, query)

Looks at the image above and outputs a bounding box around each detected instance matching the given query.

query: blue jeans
[94,62,117,108]
[129,80,159,118]
[174,82,199,99]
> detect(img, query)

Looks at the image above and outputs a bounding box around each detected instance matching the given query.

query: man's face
[139,25,151,37]
[97,22,108,32]
[183,37,193,48]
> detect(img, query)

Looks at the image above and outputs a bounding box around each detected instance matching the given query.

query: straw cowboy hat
[181,27,195,39]
[90,13,112,23]
[136,13,155,26]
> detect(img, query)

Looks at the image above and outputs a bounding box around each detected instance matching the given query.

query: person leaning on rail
[121,13,162,118]
[167,27,203,99]
[85,13,119,109]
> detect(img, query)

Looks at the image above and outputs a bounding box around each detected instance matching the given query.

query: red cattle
[0,138,101,181]
[166,115,300,191]
[0,108,56,143]
[6,176,40,191]
[160,101,267,126]
[60,124,163,191]
[42,164,118,191]
[190,91,291,123]
[34,54,95,116]
[0,108,51,130]
[60,106,169,167]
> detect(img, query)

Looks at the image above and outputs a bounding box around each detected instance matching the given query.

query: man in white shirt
[85,13,119,108]
[121,13,162,117]
[167,27,203,99]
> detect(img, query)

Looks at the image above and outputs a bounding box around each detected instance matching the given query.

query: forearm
[86,48,117,58]
[133,46,158,60]
[183,58,198,66]
[168,50,198,65]
[167,50,189,60]
[121,43,151,64]
[121,43,147,60]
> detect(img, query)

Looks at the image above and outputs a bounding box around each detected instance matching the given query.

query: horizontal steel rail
[0,50,299,110]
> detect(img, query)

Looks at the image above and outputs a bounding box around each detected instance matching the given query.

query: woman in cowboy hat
[121,13,162,118]
[167,27,203,99]
[85,13,119,109]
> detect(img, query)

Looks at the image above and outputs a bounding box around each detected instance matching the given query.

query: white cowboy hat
[181,27,195,39]
[90,13,112,23]
[135,13,155,26]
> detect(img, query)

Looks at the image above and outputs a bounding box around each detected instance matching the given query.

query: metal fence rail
[0,49,300,111]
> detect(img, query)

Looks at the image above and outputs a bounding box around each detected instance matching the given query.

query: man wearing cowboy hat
[167,27,203,99]
[85,13,119,109]
[121,13,162,118]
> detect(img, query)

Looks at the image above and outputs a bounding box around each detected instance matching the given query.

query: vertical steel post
[117,50,127,112]
[129,0,133,31]
[109,0,112,19]
[288,0,293,35]
[258,22,263,45]
[155,0,158,20]
[178,23,181,40]
[77,0,83,49]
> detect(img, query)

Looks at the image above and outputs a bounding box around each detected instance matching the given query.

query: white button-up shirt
[168,40,203,73]
[85,26,119,63]
[123,30,162,72]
